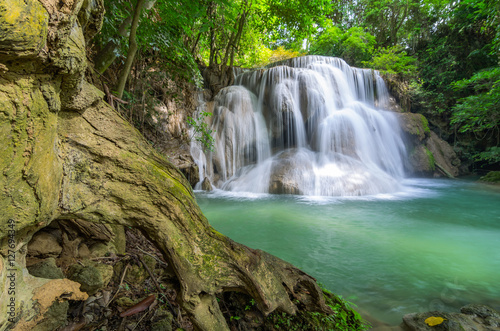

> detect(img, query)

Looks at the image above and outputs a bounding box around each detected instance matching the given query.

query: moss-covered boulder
[480,171,500,183]
[398,112,460,177]
[27,258,64,279]
[67,264,104,295]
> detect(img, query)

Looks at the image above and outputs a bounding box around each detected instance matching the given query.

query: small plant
[187,111,215,152]
[245,298,256,310]
[120,283,131,291]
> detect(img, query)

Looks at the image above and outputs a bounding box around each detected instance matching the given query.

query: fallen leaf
[425,316,445,326]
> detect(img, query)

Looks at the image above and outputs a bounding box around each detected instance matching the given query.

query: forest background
[90,0,500,172]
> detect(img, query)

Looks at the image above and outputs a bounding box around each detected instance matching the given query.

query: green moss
[267,285,369,331]
[421,115,430,134]
[0,0,49,57]
[425,147,435,171]
[479,171,500,183]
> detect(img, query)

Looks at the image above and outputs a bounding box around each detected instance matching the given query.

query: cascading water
[192,56,407,196]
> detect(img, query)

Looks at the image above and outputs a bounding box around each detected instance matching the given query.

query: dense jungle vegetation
[90,0,500,172]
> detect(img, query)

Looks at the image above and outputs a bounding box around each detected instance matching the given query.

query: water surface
[195,178,500,326]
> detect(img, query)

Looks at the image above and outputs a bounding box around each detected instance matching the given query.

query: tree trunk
[0,0,332,330]
[116,0,147,99]
[94,15,133,74]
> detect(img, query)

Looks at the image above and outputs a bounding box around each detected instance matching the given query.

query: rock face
[397,112,460,177]
[268,149,314,194]
[0,0,337,330]
[403,304,500,330]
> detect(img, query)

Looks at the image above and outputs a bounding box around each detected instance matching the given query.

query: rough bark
[0,0,330,329]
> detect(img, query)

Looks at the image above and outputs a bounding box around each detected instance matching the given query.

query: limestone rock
[426,131,460,177]
[27,257,64,279]
[172,153,200,187]
[461,304,500,320]
[28,232,63,257]
[408,145,435,177]
[397,112,460,177]
[201,177,213,191]
[93,263,114,289]
[398,112,429,143]
[109,224,126,255]
[268,149,314,195]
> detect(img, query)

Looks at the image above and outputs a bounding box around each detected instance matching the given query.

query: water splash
[193,56,407,196]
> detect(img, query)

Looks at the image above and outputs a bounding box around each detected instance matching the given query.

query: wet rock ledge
[402,304,500,331]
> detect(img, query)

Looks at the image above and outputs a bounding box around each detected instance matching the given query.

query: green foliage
[188,111,215,152]
[480,170,500,182]
[309,25,376,67]
[263,0,332,47]
[363,46,417,80]
[475,147,500,164]
[450,67,500,137]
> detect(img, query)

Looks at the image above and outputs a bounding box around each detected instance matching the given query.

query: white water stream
[192,56,407,196]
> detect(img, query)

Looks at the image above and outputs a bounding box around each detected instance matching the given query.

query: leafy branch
[187,111,216,152]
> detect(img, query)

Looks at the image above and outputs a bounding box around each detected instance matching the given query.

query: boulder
[268,149,314,195]
[201,177,213,191]
[172,153,200,187]
[426,131,460,177]
[403,304,500,330]
[67,261,113,295]
[397,112,460,177]
[28,232,63,257]
[479,171,500,183]
[89,242,117,258]
[32,301,69,331]
[27,257,64,279]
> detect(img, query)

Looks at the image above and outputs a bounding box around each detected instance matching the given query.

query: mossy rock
[27,258,64,279]
[151,314,173,331]
[480,171,500,183]
[116,296,135,308]
[67,264,104,295]
[424,146,435,171]
[0,0,49,58]
[89,241,118,258]
[113,255,157,285]
[32,300,68,331]
[93,262,114,288]
[109,224,126,254]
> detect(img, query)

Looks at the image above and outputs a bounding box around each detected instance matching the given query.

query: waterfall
[192,56,407,196]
